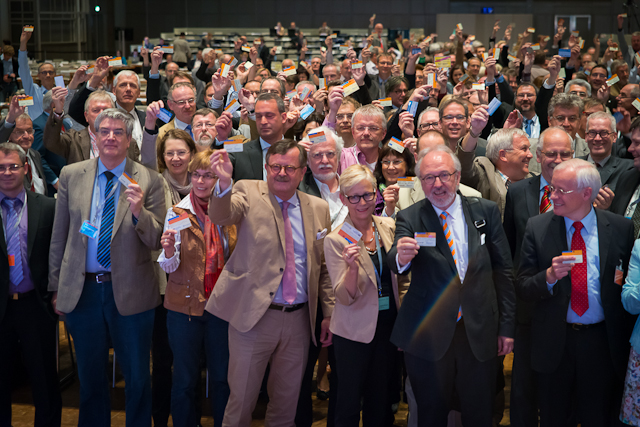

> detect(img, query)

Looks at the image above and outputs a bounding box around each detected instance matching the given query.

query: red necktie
[281,201,296,304]
[25,159,35,192]
[540,185,552,213]
[570,222,589,316]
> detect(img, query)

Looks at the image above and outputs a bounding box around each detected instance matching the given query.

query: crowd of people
[5,10,640,427]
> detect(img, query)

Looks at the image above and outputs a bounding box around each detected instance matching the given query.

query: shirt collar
[259,137,271,151]
[97,157,127,177]
[274,192,300,208]
[587,154,611,167]
[563,206,597,235]
[540,174,550,191]
[116,102,136,115]
[175,193,196,214]
[0,188,26,205]
[174,117,190,130]
[432,193,462,220]
[314,176,340,195]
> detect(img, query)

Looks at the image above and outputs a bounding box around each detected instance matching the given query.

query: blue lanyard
[371,222,383,296]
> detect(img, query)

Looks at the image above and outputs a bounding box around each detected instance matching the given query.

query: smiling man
[609,117,640,237]
[339,104,386,173]
[158,83,198,140]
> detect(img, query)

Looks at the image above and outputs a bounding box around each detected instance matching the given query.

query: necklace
[365,223,377,254]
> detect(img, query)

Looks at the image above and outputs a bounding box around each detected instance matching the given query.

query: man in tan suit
[44,87,140,164]
[457,108,534,217]
[207,139,333,427]
[48,108,166,427]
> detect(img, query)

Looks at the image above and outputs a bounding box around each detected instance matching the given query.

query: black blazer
[576,155,633,193]
[0,57,19,83]
[388,195,516,362]
[69,85,146,128]
[516,209,635,378]
[25,148,48,197]
[0,191,56,322]
[298,169,321,198]
[610,167,640,217]
[230,139,263,181]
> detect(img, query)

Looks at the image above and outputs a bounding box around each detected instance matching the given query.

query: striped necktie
[540,185,552,213]
[440,211,462,321]
[97,171,116,269]
[3,198,24,286]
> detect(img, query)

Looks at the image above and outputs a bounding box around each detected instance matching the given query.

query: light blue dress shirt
[18,50,47,119]
[539,175,553,209]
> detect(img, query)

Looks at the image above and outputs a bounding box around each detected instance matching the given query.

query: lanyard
[91,170,118,225]
[371,222,383,296]
[1,196,27,244]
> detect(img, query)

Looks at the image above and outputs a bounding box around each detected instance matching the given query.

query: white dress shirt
[117,102,143,152]
[314,177,348,230]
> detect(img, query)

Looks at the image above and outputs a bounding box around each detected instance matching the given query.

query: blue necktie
[97,171,116,269]
[3,198,24,286]
[524,119,534,138]
[185,124,193,138]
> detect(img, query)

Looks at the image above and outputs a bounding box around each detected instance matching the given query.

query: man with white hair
[517,159,635,427]
[458,111,534,216]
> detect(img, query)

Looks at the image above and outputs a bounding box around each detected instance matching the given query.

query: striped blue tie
[97,171,116,269]
[3,198,24,286]
[185,124,193,138]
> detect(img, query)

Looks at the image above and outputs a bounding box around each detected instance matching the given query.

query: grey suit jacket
[577,154,633,193]
[48,158,166,315]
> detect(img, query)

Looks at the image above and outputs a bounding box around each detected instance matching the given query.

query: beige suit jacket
[157,119,176,142]
[397,177,482,212]
[48,158,166,315]
[324,215,409,344]
[205,180,334,345]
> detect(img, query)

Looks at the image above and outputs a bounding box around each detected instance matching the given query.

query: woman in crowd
[448,64,466,94]
[154,128,197,205]
[158,150,236,427]
[323,165,409,427]
[373,142,415,217]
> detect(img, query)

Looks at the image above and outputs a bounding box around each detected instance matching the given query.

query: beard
[196,133,214,147]
[313,164,336,182]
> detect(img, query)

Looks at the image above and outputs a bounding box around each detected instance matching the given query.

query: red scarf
[190,191,224,299]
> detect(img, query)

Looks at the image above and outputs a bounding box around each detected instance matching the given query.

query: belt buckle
[95,273,107,283]
[572,323,583,330]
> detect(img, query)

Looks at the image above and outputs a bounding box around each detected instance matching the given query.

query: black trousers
[152,299,173,427]
[404,320,496,427]
[537,322,624,427]
[0,294,62,427]
[510,323,538,427]
[332,318,397,427]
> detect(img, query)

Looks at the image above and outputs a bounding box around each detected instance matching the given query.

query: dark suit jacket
[610,168,640,217]
[0,57,19,84]
[516,209,635,378]
[577,154,633,193]
[298,169,321,198]
[69,86,146,128]
[230,139,263,181]
[0,191,56,323]
[25,148,48,197]
[32,112,64,187]
[388,195,516,362]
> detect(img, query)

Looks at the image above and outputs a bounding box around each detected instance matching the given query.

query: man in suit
[367,53,394,101]
[1,97,48,196]
[611,117,640,237]
[68,57,146,152]
[458,111,533,217]
[0,142,61,427]
[207,139,333,427]
[157,83,197,140]
[503,126,574,427]
[389,145,515,426]
[581,111,633,193]
[516,159,635,427]
[229,93,287,181]
[439,98,489,157]
[48,108,166,427]
[173,32,191,68]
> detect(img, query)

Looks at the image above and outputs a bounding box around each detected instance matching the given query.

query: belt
[567,321,604,331]
[268,302,306,313]
[85,272,112,283]
[9,289,35,300]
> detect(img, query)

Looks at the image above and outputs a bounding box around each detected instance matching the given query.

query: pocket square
[317,228,328,240]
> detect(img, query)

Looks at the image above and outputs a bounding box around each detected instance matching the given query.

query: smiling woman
[155,128,197,205]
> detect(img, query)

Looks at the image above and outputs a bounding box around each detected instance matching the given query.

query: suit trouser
[0,293,62,427]
[223,305,310,427]
[537,322,622,427]
[510,323,538,427]
[65,280,155,427]
[152,298,173,427]
[404,320,496,427]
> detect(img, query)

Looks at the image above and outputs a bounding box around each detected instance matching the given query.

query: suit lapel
[26,192,39,258]
[420,200,457,274]
[461,196,479,277]
[112,159,135,235]
[80,160,98,249]
[264,186,286,252]
[250,140,264,180]
[299,191,317,283]
[596,210,610,283]
[550,215,571,294]
[526,175,541,217]
[599,158,616,186]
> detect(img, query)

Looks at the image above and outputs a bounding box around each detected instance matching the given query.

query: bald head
[416,131,447,160]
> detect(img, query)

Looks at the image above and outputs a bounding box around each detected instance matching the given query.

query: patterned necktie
[280,201,296,304]
[524,118,534,138]
[570,222,589,316]
[440,211,462,321]
[632,204,640,239]
[25,158,35,192]
[540,185,552,213]
[3,198,24,286]
[97,172,116,269]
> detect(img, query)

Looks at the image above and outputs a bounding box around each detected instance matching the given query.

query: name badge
[562,250,583,264]
[396,177,414,188]
[224,140,244,152]
[157,108,172,123]
[415,232,436,247]
[118,172,137,188]
[300,104,315,120]
[378,295,390,311]
[168,212,191,231]
[79,220,99,239]
[338,222,362,244]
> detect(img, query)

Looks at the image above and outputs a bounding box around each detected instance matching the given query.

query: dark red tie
[570,221,589,316]
[25,159,35,192]
[540,185,551,213]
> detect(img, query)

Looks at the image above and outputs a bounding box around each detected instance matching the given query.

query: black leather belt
[9,289,35,300]
[268,302,306,312]
[567,321,604,330]
[86,272,112,283]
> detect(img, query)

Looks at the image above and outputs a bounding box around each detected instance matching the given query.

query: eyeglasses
[552,115,579,123]
[420,171,456,185]
[541,150,573,160]
[419,122,440,130]
[516,93,536,99]
[193,123,216,130]
[192,171,217,180]
[310,151,336,160]
[549,185,575,195]
[392,89,407,95]
[586,130,613,139]
[354,125,382,133]
[267,164,302,174]
[381,159,404,167]
[336,114,353,121]
[0,164,23,173]
[569,90,588,98]
[442,115,467,123]
[171,98,196,107]
[164,150,189,159]
[345,191,376,204]
[39,70,55,76]
[12,128,34,136]
[98,128,125,138]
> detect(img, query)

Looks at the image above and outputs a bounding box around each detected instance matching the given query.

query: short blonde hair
[339,165,376,196]
[188,149,214,173]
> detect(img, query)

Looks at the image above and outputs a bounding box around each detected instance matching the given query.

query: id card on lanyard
[371,224,389,311]
[79,170,117,239]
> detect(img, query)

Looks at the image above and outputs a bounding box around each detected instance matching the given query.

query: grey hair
[630,84,640,100]
[537,126,573,154]
[564,79,592,97]
[113,70,140,90]
[415,144,461,178]
[486,128,528,163]
[42,90,54,111]
[352,104,387,131]
[548,93,584,117]
[94,108,135,138]
[301,126,344,160]
[0,142,27,164]
[554,159,601,203]
[84,89,115,112]
[417,106,439,126]
[586,111,616,134]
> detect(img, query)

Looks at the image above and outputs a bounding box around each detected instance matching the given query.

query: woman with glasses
[150,128,197,205]
[158,150,236,427]
[373,142,416,217]
[324,165,409,427]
